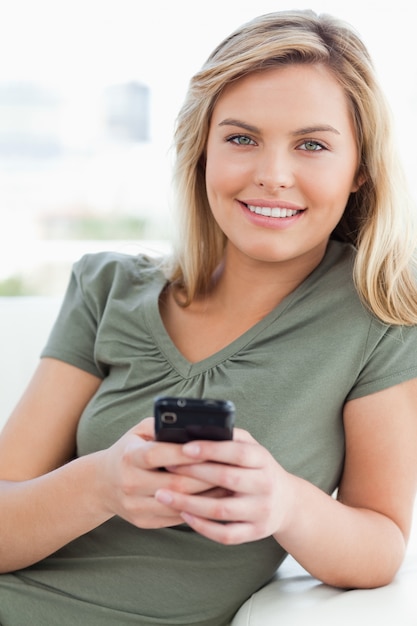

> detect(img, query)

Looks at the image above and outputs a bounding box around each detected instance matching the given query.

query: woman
[0,10,416,626]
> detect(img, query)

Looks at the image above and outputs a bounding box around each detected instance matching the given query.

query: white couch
[1,296,416,625]
[232,543,417,625]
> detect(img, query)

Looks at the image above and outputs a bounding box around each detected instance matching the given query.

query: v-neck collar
[143,241,351,379]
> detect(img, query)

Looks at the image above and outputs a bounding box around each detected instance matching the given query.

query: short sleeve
[41,253,120,378]
[346,321,417,401]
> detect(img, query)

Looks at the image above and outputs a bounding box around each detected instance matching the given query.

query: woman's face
[205,63,361,271]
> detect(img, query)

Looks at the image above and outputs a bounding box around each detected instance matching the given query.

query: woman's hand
[154,428,294,544]
[99,418,220,529]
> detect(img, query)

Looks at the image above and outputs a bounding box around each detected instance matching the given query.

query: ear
[351,168,367,193]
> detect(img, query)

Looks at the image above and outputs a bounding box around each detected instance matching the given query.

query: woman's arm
[0,357,107,572]
[0,358,102,479]
[279,377,417,588]
[0,358,217,573]
[155,378,417,588]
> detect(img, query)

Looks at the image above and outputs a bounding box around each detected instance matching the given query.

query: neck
[209,243,326,316]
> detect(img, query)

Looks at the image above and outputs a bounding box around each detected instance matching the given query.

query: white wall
[0,297,62,428]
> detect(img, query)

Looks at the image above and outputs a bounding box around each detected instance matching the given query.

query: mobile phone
[154,396,235,443]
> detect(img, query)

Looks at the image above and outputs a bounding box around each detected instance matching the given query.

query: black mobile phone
[154,396,235,443]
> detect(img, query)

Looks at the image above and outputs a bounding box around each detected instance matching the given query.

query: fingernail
[183,443,200,456]
[155,490,173,504]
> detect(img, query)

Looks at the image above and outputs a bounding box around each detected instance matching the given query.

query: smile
[246,204,302,218]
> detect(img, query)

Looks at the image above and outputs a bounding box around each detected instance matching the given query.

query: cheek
[206,145,250,199]
[305,164,357,209]
[205,161,235,202]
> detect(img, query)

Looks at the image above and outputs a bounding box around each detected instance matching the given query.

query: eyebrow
[218,118,340,136]
[293,125,340,136]
[218,119,260,134]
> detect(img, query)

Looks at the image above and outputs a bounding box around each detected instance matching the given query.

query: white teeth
[247,204,300,218]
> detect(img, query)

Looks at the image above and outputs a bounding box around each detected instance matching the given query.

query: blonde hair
[169,9,417,325]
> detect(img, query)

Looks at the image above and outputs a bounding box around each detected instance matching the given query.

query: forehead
[211,63,353,128]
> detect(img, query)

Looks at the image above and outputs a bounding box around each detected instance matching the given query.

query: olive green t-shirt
[1,241,417,626]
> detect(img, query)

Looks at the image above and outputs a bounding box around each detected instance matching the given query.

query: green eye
[229,135,254,146]
[301,140,324,151]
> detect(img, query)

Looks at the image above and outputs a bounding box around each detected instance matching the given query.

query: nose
[255,148,294,192]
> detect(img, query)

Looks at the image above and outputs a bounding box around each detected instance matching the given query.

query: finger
[130,439,205,472]
[155,489,259,523]
[130,417,156,441]
[126,496,185,528]
[158,471,217,495]
[233,428,257,444]
[180,439,264,469]
[180,513,254,545]
[199,487,232,498]
[166,462,262,495]
[133,468,216,498]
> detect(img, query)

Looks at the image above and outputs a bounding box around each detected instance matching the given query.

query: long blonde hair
[169,10,417,325]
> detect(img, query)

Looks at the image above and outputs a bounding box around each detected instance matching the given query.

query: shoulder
[42,251,167,375]
[320,240,356,285]
[74,250,161,280]
[301,241,359,317]
[320,242,417,338]
[301,241,414,348]
[73,251,164,296]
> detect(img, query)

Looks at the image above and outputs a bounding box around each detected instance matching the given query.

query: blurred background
[1,0,416,296]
